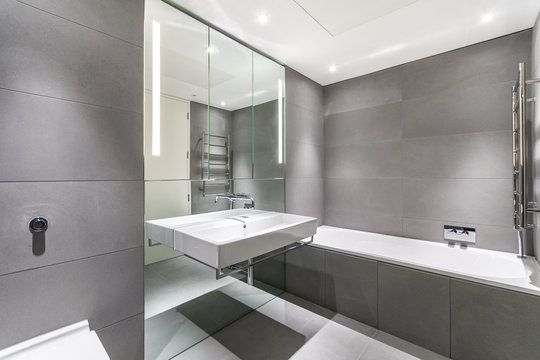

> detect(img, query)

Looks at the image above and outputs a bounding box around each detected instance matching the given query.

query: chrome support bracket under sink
[215,236,314,283]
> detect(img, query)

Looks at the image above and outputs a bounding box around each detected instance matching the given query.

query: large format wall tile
[325,251,377,327]
[324,67,402,115]
[0,181,143,275]
[96,313,144,360]
[401,30,531,100]
[325,178,402,214]
[402,82,513,138]
[286,68,324,115]
[402,131,512,179]
[17,0,144,46]
[451,279,540,360]
[325,208,403,236]
[402,178,513,227]
[0,0,143,112]
[286,178,324,225]
[325,141,402,179]
[402,217,518,253]
[0,247,144,349]
[0,89,142,181]
[285,246,326,307]
[287,105,324,146]
[378,263,450,357]
[286,141,324,179]
[325,102,401,147]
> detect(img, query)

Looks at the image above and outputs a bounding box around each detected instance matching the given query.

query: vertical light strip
[278,79,283,164]
[152,20,161,156]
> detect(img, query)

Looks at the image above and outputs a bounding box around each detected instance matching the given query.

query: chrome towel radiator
[512,62,540,258]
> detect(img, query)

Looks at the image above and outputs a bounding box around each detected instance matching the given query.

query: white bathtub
[309,226,540,296]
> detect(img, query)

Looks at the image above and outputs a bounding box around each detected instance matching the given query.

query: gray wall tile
[287,105,324,146]
[402,178,513,227]
[325,177,403,235]
[0,246,144,349]
[325,178,402,215]
[0,0,143,112]
[325,251,378,327]
[286,67,324,115]
[451,279,540,360]
[402,82,513,138]
[402,217,518,253]
[402,132,512,179]
[285,66,324,223]
[17,0,144,46]
[324,67,402,115]
[532,15,540,259]
[285,246,326,307]
[96,313,144,360]
[321,31,530,251]
[285,178,324,225]
[401,30,531,100]
[325,141,402,179]
[325,102,401,147]
[0,89,142,181]
[233,179,285,212]
[378,263,450,357]
[0,181,143,275]
[286,140,324,179]
[325,208,403,236]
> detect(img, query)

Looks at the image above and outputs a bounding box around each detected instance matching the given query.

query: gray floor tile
[213,311,307,360]
[372,331,451,360]
[290,321,372,360]
[171,337,240,360]
[257,296,331,339]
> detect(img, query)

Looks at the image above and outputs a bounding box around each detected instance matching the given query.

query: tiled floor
[145,256,451,360]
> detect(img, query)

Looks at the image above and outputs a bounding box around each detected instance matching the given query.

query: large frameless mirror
[143,0,287,358]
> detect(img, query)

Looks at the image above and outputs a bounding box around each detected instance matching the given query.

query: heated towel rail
[512,62,540,258]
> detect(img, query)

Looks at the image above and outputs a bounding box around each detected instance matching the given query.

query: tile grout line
[0,87,143,116]
[0,245,143,278]
[15,0,143,49]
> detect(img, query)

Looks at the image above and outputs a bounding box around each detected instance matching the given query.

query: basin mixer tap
[215,193,255,209]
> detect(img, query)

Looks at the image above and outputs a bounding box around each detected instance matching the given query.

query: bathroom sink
[146,209,317,269]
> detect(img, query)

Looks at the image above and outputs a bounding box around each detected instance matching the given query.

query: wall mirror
[143,1,286,358]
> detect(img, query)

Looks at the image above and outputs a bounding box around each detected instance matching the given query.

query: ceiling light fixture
[329,65,337,73]
[257,13,269,24]
[481,13,494,24]
[220,101,226,106]
[207,46,215,54]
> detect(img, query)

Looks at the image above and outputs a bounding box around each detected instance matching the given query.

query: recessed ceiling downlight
[257,13,269,24]
[329,65,337,72]
[481,13,494,24]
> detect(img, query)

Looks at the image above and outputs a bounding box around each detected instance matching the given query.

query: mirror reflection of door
[143,92,191,264]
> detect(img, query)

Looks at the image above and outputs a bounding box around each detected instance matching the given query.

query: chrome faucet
[215,193,255,209]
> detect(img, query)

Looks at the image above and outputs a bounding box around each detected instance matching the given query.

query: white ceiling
[170,0,540,86]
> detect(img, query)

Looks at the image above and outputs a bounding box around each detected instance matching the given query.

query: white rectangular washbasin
[145,209,317,269]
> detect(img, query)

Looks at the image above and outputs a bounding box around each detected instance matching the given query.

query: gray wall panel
[0,181,143,275]
[0,247,144,350]
[0,0,143,113]
[323,30,530,252]
[451,279,540,360]
[17,0,144,46]
[0,0,144,356]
